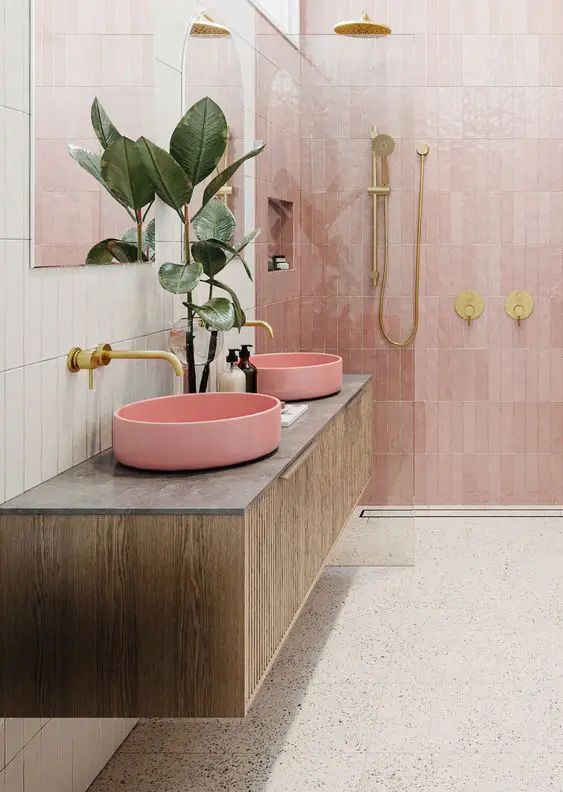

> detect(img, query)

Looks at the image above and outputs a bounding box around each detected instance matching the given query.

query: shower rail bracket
[368,185,391,196]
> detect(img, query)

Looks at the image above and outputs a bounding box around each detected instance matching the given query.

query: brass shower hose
[372,141,429,347]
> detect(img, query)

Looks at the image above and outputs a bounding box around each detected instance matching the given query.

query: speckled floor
[90,516,563,791]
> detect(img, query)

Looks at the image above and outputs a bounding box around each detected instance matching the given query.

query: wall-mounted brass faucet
[67,344,183,389]
[244,320,275,338]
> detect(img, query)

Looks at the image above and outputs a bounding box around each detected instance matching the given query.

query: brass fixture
[455,290,485,326]
[243,320,275,338]
[67,344,183,389]
[334,11,391,37]
[369,128,429,347]
[504,291,533,326]
[190,11,231,37]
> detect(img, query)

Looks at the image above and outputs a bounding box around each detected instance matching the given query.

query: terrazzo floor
[90,515,563,791]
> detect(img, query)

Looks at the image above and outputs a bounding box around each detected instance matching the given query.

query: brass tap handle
[504,291,533,326]
[454,290,484,326]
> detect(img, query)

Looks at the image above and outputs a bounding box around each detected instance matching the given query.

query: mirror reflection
[33,0,155,267]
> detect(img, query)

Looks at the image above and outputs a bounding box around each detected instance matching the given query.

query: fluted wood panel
[245,380,373,704]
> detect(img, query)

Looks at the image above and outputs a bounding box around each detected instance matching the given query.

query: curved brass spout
[243,320,274,338]
[98,346,183,376]
[67,343,183,389]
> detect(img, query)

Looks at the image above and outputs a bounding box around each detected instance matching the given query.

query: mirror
[182,12,245,229]
[32,0,155,267]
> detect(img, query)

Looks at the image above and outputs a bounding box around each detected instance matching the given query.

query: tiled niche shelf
[267,197,294,271]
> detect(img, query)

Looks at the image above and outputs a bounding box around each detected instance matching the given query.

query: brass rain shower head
[190,11,231,37]
[333,11,391,37]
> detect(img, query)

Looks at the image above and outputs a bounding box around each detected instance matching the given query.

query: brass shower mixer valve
[454,290,484,326]
[504,291,533,326]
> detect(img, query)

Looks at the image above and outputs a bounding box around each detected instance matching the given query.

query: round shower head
[333,11,391,37]
[372,133,395,157]
[190,11,231,37]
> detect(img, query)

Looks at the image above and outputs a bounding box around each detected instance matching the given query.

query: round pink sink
[113,392,281,471]
[251,352,343,401]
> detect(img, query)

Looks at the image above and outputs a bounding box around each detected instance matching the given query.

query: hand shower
[369,130,429,347]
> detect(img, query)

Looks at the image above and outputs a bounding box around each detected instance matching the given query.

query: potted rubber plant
[137,96,264,392]
[69,98,155,264]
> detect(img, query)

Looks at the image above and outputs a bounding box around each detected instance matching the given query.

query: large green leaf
[193,142,266,219]
[199,237,253,280]
[224,227,261,280]
[91,98,121,149]
[158,261,203,294]
[192,198,235,243]
[207,278,247,329]
[145,217,156,252]
[185,297,235,332]
[170,97,228,186]
[68,144,135,219]
[100,136,155,211]
[85,238,145,264]
[136,136,192,218]
[191,240,227,279]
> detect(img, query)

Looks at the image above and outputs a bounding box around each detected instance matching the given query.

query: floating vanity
[0,376,372,718]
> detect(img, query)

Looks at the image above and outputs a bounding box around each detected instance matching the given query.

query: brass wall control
[504,291,533,326]
[454,290,484,326]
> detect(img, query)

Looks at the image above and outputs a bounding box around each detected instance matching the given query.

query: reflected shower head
[333,11,391,37]
[190,11,231,37]
[372,133,395,157]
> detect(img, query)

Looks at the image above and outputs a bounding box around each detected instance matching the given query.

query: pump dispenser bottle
[218,349,246,393]
[238,344,257,393]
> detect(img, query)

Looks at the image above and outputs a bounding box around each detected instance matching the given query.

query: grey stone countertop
[0,375,371,516]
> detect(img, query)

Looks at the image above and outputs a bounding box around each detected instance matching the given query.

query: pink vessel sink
[113,392,281,471]
[251,352,343,401]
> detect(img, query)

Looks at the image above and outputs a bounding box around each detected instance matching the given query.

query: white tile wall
[1,0,260,790]
[0,719,137,792]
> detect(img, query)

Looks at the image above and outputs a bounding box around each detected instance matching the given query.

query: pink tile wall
[254,13,303,353]
[34,0,154,267]
[301,0,563,505]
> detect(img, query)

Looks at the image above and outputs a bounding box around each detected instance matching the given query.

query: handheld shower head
[372,133,395,158]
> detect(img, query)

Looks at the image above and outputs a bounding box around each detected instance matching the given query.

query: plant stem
[183,205,197,393]
[199,330,218,393]
[199,280,216,393]
[136,209,143,262]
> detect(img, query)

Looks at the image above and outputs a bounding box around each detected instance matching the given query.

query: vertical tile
[56,720,73,792]
[24,364,43,491]
[22,730,42,792]
[3,240,25,371]
[40,720,58,792]
[0,718,5,770]
[4,750,23,792]
[41,359,58,482]
[0,373,4,504]
[4,719,24,766]
[4,368,24,500]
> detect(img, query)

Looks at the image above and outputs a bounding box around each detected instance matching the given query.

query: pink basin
[113,392,281,471]
[251,352,343,401]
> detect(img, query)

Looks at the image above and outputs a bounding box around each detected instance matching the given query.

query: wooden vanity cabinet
[0,380,372,717]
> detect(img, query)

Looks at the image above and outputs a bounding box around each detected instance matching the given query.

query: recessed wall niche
[267,197,294,271]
